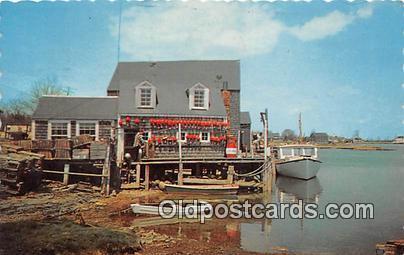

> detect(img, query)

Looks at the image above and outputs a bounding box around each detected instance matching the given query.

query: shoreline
[316,143,395,151]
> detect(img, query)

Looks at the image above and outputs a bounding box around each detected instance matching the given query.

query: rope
[234,160,272,177]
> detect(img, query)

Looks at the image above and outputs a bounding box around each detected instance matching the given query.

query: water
[144,145,404,254]
[261,144,404,254]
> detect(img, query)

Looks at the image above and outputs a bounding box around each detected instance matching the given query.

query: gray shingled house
[32,60,244,162]
[310,132,329,144]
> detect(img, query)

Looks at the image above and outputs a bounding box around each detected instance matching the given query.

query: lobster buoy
[118,118,123,127]
[226,138,237,158]
[126,116,131,125]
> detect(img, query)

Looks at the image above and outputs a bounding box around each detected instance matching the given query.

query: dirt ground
[0,181,290,255]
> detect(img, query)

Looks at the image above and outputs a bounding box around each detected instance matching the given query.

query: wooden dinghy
[160,183,239,195]
[131,201,211,216]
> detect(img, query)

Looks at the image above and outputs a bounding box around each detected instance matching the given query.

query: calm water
[146,145,404,254]
[255,144,404,254]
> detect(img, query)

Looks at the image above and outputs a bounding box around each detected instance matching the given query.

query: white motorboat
[273,144,321,180]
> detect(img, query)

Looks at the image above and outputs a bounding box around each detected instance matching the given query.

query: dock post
[227,165,234,184]
[144,164,150,191]
[263,162,272,193]
[135,163,141,188]
[178,123,183,185]
[116,127,125,165]
[178,163,184,185]
[63,164,70,185]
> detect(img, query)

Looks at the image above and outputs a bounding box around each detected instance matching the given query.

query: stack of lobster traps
[0,144,44,195]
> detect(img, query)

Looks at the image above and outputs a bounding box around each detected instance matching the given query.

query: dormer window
[136,81,156,108]
[189,83,209,110]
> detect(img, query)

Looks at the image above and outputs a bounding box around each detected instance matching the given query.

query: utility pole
[260,109,268,161]
[298,112,302,142]
[178,123,183,185]
[260,109,271,193]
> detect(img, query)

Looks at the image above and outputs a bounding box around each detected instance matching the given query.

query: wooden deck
[134,157,265,165]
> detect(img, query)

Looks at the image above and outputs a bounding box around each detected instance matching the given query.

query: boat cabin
[274,145,318,160]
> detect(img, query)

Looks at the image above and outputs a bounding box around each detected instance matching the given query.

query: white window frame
[200,132,210,143]
[189,83,209,110]
[76,121,99,141]
[135,81,156,109]
[49,120,71,140]
[176,131,187,143]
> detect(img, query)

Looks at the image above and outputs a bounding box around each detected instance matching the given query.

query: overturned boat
[160,183,239,195]
[273,145,321,180]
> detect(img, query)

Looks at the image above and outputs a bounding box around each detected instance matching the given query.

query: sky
[0,1,402,139]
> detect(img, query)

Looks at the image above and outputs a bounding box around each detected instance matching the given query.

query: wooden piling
[63,164,70,185]
[135,163,141,187]
[144,164,150,191]
[227,165,234,184]
[178,163,184,185]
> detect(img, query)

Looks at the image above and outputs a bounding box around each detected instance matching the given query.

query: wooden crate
[72,149,90,160]
[54,149,71,159]
[35,150,53,159]
[54,139,71,149]
[72,135,94,148]
[32,140,53,150]
[90,142,108,160]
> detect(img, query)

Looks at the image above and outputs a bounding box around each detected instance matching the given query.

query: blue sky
[0,1,402,139]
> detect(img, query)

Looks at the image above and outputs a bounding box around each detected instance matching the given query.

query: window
[189,83,209,110]
[177,132,187,142]
[302,148,315,156]
[140,87,152,107]
[281,148,293,157]
[194,89,205,108]
[51,122,68,139]
[79,122,96,137]
[200,132,210,143]
[136,81,156,108]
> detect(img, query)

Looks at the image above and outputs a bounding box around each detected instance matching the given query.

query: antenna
[117,0,122,64]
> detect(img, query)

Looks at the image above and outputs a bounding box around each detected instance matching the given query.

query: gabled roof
[32,96,118,120]
[108,60,239,117]
[240,111,251,125]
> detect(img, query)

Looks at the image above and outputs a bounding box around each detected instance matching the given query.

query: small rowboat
[131,201,211,216]
[160,183,239,195]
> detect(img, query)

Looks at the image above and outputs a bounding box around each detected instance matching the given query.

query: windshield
[281,148,293,156]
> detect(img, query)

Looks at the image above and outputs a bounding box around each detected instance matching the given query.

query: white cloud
[357,6,373,18]
[288,11,355,41]
[288,6,373,41]
[112,3,373,59]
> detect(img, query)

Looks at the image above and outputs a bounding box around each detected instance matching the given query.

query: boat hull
[164,184,239,195]
[276,158,321,180]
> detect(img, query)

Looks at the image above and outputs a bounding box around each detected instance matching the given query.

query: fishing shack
[28,60,264,192]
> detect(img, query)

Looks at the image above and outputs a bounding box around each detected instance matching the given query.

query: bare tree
[3,77,71,115]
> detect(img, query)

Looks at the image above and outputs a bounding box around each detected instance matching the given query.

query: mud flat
[0,181,289,255]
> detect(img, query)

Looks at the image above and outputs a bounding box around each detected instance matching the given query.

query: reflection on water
[240,176,323,254]
[275,176,323,203]
[136,145,404,254]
